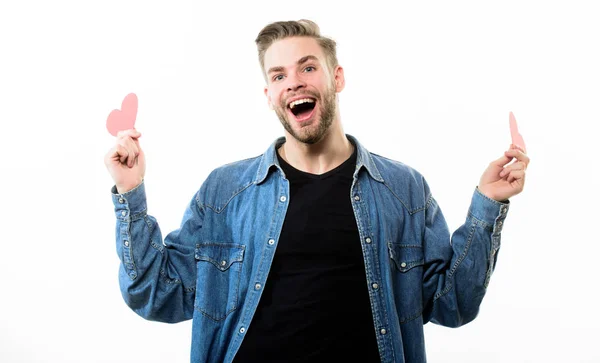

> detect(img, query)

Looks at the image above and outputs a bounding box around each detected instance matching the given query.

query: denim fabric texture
[111,135,509,363]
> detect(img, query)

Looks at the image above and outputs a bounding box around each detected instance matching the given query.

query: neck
[278,121,354,175]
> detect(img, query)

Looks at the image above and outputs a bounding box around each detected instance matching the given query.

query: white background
[1,0,598,362]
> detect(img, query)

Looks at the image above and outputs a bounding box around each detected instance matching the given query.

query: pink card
[107,93,138,136]
[509,111,526,152]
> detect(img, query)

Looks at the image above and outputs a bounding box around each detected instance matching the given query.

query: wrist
[116,180,143,194]
[477,185,496,201]
[477,186,508,203]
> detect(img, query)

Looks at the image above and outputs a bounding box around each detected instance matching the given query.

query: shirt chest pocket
[194,243,245,322]
[388,243,425,323]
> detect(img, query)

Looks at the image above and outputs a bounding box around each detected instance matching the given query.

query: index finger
[505,147,530,167]
[117,128,142,140]
[510,143,525,153]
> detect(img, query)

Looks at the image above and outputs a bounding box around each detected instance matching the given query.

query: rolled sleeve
[111,182,147,221]
[469,187,510,253]
[469,187,509,227]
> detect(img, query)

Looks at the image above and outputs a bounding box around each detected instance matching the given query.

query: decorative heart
[509,111,526,153]
[107,93,138,136]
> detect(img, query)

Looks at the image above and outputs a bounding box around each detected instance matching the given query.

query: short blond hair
[255,19,338,80]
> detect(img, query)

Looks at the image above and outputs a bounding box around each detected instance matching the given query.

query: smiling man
[105,19,530,363]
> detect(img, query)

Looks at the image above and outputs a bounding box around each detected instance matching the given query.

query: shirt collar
[254,134,384,184]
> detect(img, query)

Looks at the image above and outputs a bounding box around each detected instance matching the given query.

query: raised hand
[477,144,529,202]
[104,129,145,194]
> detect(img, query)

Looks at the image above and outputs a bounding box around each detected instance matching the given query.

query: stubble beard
[275,82,337,145]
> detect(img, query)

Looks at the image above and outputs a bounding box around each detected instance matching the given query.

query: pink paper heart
[509,111,526,153]
[107,93,138,136]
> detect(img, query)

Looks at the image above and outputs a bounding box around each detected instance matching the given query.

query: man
[105,19,529,363]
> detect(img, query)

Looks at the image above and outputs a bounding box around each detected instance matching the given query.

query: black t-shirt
[233,146,380,362]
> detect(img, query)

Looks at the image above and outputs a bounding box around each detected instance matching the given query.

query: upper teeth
[289,98,315,109]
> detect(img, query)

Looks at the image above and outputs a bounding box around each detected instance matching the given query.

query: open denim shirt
[111,135,508,363]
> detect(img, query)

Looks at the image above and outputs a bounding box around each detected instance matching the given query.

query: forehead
[263,36,326,71]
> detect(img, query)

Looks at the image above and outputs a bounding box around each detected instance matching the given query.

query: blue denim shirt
[111,135,509,363]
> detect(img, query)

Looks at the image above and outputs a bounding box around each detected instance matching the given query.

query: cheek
[272,92,286,107]
[267,87,279,103]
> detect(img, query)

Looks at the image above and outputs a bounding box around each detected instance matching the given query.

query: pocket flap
[195,243,245,271]
[388,243,424,272]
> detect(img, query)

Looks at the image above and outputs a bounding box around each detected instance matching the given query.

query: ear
[264,86,274,110]
[333,65,345,93]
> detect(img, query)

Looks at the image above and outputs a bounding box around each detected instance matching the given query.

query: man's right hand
[104,129,146,194]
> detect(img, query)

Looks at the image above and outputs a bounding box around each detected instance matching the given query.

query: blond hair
[255,19,338,79]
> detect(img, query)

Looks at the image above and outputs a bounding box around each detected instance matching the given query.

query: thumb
[132,135,142,149]
[490,153,512,167]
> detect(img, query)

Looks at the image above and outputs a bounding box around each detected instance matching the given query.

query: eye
[304,66,316,72]
[273,74,284,82]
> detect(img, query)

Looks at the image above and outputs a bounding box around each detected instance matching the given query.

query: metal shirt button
[280,196,287,202]
[124,240,129,247]
[268,239,275,245]
[121,210,126,216]
[354,195,360,201]
[255,283,262,290]
[239,327,246,334]
[400,262,407,268]
[221,260,227,266]
[119,198,124,204]
[365,237,372,244]
[380,328,387,335]
[372,283,379,289]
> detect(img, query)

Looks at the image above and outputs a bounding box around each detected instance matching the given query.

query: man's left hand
[478,144,530,202]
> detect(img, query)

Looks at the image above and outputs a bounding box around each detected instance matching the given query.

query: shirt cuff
[111,181,147,220]
[469,187,509,234]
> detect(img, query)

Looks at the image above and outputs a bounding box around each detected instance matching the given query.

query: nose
[286,73,306,92]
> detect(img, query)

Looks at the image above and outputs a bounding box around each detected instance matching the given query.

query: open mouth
[287,97,316,122]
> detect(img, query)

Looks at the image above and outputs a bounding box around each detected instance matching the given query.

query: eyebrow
[267,55,320,75]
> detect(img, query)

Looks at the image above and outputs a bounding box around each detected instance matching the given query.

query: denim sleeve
[422,185,509,327]
[111,181,202,323]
